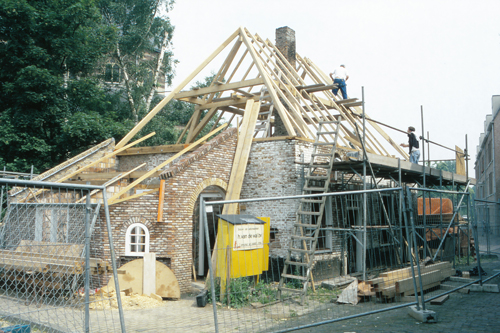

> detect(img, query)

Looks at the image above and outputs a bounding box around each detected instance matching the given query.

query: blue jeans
[333,79,347,99]
[410,149,420,164]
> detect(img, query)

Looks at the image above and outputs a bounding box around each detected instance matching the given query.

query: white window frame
[125,223,150,257]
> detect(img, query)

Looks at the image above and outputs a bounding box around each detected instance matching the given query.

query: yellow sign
[233,224,264,250]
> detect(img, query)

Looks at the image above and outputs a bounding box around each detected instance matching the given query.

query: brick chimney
[276,26,296,68]
[273,27,296,136]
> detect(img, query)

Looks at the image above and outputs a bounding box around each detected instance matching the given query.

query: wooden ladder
[278,119,341,303]
[254,88,273,138]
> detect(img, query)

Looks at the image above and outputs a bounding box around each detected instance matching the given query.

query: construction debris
[337,279,359,305]
[107,258,180,299]
[85,286,165,310]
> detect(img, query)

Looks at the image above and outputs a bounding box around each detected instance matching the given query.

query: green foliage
[0,0,226,174]
[137,73,220,146]
[98,0,177,122]
[431,160,456,173]
[0,0,121,172]
[206,278,278,308]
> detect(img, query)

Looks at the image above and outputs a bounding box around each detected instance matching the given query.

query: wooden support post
[143,253,156,295]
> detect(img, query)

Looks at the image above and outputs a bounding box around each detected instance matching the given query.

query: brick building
[475,95,500,235]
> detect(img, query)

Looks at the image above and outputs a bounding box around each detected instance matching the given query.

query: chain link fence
[189,184,498,333]
[3,178,495,333]
[402,186,500,312]
[0,179,125,333]
[199,188,422,333]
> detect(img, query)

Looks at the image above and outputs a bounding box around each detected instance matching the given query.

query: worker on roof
[400,126,420,164]
[329,64,349,99]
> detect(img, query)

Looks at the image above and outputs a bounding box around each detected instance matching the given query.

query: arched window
[104,63,121,83]
[125,223,150,256]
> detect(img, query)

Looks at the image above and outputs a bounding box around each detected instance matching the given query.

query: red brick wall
[97,129,237,292]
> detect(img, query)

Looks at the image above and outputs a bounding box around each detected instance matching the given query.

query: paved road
[296,261,500,333]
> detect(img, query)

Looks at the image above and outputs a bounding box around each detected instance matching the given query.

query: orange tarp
[418,198,453,215]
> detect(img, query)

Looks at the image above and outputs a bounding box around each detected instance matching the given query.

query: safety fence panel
[404,187,500,311]
[0,179,125,333]
[200,188,422,333]
[474,198,500,260]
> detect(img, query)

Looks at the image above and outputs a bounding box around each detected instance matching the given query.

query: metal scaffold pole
[362,86,367,280]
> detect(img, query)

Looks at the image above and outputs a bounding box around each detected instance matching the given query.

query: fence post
[85,189,91,332]
[102,190,127,333]
[406,187,426,310]
[471,215,483,286]
[402,187,421,310]
[202,199,219,333]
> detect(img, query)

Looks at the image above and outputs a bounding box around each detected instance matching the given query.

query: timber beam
[118,144,197,156]
[173,78,264,100]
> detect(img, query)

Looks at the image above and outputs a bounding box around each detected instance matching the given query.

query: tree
[431,160,456,174]
[0,0,128,172]
[139,73,224,146]
[98,0,177,124]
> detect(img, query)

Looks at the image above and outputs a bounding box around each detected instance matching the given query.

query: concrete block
[430,294,449,305]
[407,305,438,323]
[469,284,500,293]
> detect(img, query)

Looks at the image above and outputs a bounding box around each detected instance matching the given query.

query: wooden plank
[380,261,452,279]
[143,253,156,295]
[76,163,147,203]
[455,145,465,175]
[403,281,441,296]
[252,136,315,143]
[185,107,202,143]
[395,269,454,294]
[21,132,155,203]
[304,56,404,158]
[175,116,193,144]
[115,28,240,149]
[186,107,219,143]
[157,179,165,222]
[16,240,84,257]
[224,100,261,212]
[209,101,260,282]
[0,249,103,268]
[55,132,155,181]
[117,144,196,156]
[180,95,260,109]
[249,34,313,138]
[174,78,264,99]
[108,124,227,204]
[109,189,159,206]
[76,171,154,181]
[378,261,453,286]
[239,27,296,136]
[303,84,337,93]
[342,101,363,108]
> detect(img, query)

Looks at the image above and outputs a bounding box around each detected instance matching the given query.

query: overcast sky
[168,0,500,177]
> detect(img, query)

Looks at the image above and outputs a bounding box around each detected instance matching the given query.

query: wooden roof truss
[116,27,409,160]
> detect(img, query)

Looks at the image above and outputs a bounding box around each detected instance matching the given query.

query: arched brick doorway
[188,178,227,278]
